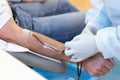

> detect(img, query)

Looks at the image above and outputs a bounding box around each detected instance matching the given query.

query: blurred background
[70,0,92,11]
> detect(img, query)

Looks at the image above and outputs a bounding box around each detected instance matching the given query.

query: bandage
[23,29,32,41]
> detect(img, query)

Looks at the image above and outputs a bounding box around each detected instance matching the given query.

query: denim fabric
[10,0,94,80]
[10,0,85,42]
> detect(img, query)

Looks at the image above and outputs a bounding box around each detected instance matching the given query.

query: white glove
[65,23,100,62]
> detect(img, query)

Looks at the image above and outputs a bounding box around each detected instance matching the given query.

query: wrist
[61,51,71,61]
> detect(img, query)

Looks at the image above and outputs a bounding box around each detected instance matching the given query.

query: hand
[22,0,47,2]
[82,53,114,77]
[64,23,100,62]
[65,33,98,62]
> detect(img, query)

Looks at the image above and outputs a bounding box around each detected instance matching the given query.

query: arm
[0,1,70,61]
[0,18,70,61]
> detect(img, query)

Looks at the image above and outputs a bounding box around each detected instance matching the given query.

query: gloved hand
[65,23,100,62]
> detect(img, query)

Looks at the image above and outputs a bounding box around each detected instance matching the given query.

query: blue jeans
[10,0,93,80]
[11,0,85,42]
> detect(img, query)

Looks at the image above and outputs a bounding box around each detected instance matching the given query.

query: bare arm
[0,18,70,61]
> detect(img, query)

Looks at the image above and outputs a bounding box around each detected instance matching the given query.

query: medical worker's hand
[83,53,114,76]
[65,23,100,62]
[65,33,99,62]
[22,0,47,2]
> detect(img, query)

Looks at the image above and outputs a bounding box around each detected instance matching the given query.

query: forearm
[27,32,70,61]
[0,18,24,43]
[0,18,70,61]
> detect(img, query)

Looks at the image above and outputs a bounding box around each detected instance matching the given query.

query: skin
[0,18,70,61]
[82,53,115,77]
[0,18,113,77]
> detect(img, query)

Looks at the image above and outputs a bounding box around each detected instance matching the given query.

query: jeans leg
[11,0,85,43]
[11,5,85,43]
[32,12,85,43]
[11,0,78,17]
[41,0,79,16]
[52,0,79,14]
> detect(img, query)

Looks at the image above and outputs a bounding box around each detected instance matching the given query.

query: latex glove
[65,33,99,62]
[22,0,47,2]
[65,23,100,62]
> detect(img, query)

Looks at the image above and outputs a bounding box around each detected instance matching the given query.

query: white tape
[23,29,32,40]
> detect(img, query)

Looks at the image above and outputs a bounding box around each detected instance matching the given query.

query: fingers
[107,58,115,65]
[83,54,114,77]
[95,59,114,76]
[92,59,114,77]
[88,65,110,77]
[64,48,75,56]
[64,41,76,56]
[65,41,76,48]
[97,66,110,76]
[104,59,114,70]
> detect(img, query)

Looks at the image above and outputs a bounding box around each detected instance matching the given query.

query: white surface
[0,50,46,80]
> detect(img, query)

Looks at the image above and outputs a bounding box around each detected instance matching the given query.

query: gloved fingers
[70,57,80,62]
[65,41,77,49]
[65,48,76,56]
[70,55,84,62]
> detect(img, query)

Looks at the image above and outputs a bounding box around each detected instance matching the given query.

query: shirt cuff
[0,11,11,29]
[96,27,120,60]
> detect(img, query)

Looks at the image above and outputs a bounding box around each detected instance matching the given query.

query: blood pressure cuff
[7,51,66,74]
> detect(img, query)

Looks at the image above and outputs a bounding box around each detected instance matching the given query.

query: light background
[70,0,92,11]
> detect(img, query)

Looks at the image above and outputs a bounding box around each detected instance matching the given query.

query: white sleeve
[0,0,13,16]
[0,8,11,29]
[0,0,12,29]
[96,26,120,61]
[86,0,112,28]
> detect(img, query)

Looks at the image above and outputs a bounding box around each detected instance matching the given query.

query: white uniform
[0,0,11,28]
